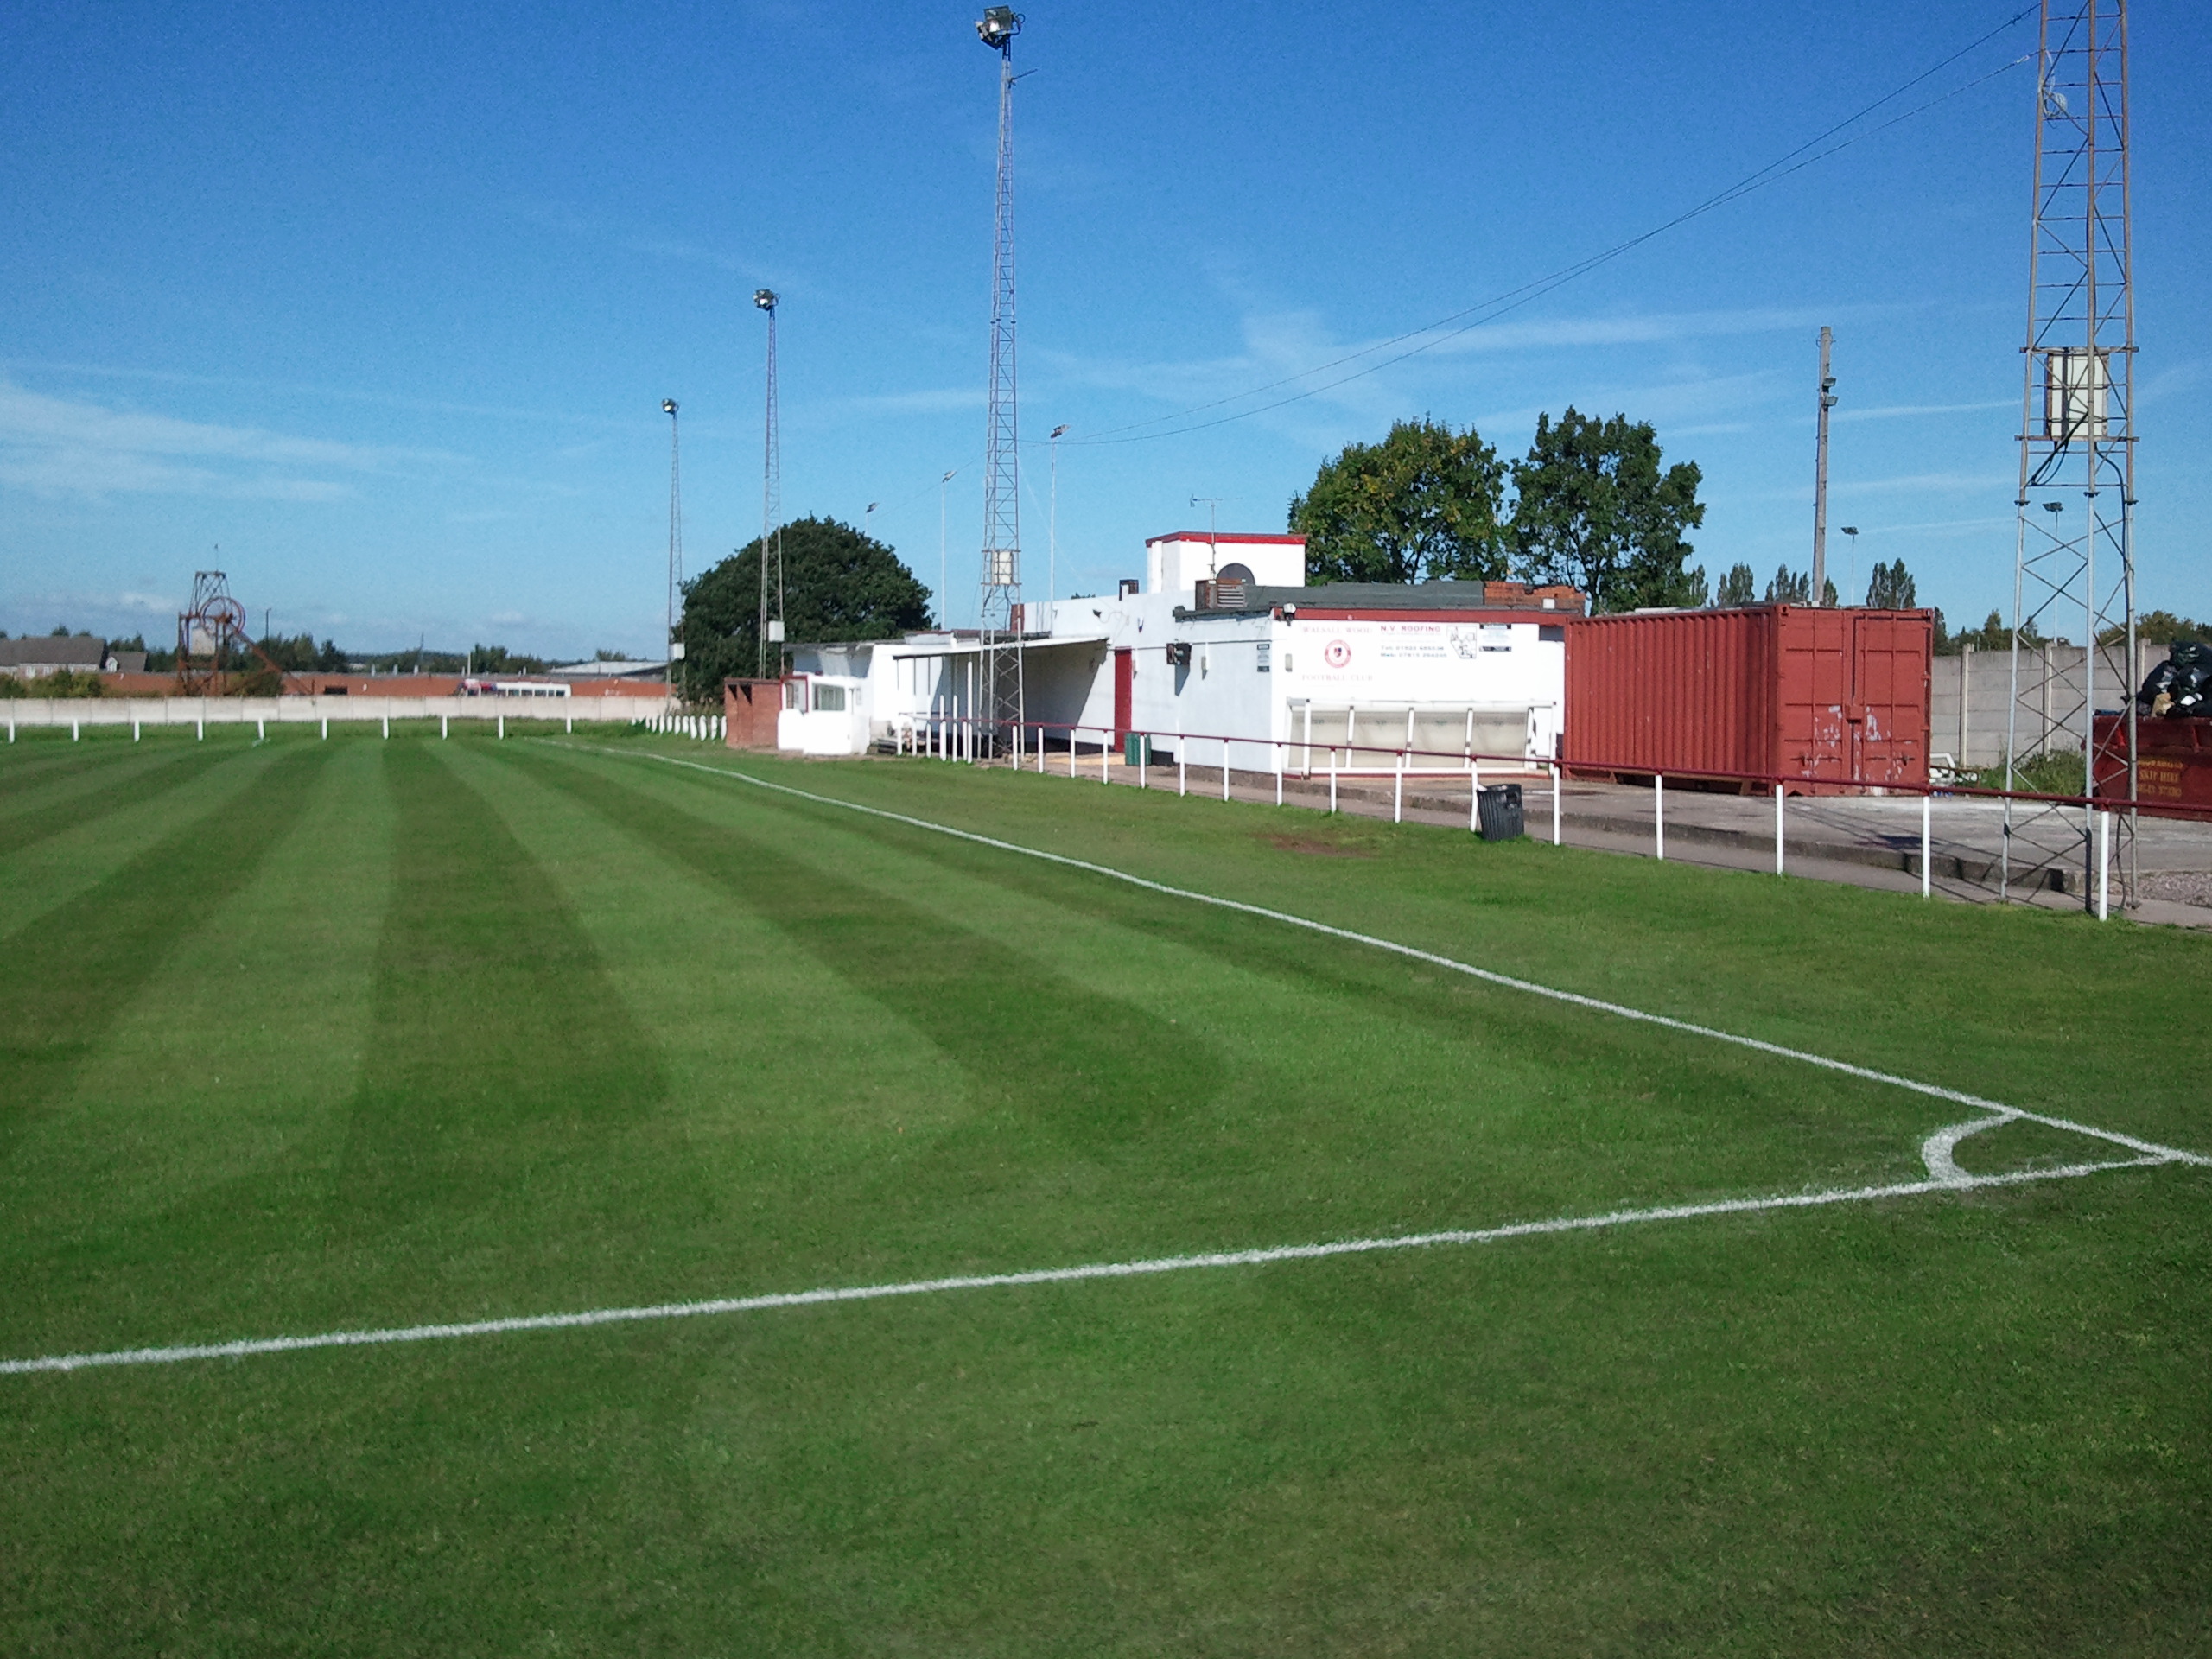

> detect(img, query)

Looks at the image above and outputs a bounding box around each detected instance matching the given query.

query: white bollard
[498,715,505,740]
[257,717,265,742]
[133,719,141,743]
[321,718,328,741]
[1775,785,1785,875]
[382,715,390,740]
[442,715,449,739]
[566,715,573,734]
[73,719,80,742]
[1654,773,1665,861]
[196,716,204,741]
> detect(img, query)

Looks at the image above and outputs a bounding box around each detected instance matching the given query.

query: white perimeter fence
[3,695,676,744]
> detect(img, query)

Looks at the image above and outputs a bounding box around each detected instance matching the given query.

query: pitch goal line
[0,1145,2176,1377]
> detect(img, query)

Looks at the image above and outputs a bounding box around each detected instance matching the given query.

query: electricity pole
[1812,326,1835,605]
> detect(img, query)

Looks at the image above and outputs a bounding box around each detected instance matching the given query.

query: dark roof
[1175,582,1583,619]
[0,635,105,669]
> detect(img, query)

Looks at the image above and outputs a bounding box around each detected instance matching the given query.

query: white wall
[1144,535,1306,600]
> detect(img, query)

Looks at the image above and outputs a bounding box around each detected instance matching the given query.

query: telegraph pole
[1812,327,1835,605]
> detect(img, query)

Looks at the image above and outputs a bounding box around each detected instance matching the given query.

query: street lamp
[939,469,957,629]
[976,6,1020,50]
[1049,424,1069,607]
[1840,526,1858,607]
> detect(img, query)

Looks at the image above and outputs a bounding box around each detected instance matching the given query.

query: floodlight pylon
[663,398,683,699]
[2001,0,2137,911]
[976,8,1025,754]
[755,289,783,679]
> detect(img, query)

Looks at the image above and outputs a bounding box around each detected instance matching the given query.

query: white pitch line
[0,1154,2171,1377]
[601,747,2208,1171]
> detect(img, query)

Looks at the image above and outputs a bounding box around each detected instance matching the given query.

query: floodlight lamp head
[1840,525,1858,537]
[1050,423,1070,439]
[662,398,678,416]
[753,289,778,313]
[2044,501,2065,513]
[976,6,1020,51]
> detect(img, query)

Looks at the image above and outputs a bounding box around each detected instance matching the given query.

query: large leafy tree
[1509,409,1706,612]
[677,515,931,704]
[1715,563,1758,607]
[1288,417,1509,585]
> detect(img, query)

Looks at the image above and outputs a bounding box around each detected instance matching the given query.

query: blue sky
[3,0,2206,655]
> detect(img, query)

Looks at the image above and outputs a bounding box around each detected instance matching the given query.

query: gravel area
[2139,869,2212,909]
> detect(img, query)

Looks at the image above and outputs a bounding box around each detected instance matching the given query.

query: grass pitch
[2,727,2207,1655]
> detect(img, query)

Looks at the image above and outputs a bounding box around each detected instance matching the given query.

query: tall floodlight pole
[2001,0,2135,912]
[754,289,781,678]
[1812,327,1835,604]
[976,6,1024,754]
[1049,423,1069,610]
[662,399,683,698]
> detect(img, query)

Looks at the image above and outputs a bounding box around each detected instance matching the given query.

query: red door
[1113,649,1134,743]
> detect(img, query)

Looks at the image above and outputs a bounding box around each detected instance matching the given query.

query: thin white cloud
[0,380,461,501]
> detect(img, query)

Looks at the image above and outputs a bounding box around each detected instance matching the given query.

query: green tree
[678,516,932,705]
[1288,417,1508,585]
[1715,563,1758,607]
[1508,409,1706,611]
[1866,559,1917,608]
[1765,565,1812,605]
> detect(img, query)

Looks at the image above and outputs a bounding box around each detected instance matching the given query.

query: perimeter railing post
[132,718,140,742]
[1329,750,1337,813]
[2097,809,2111,920]
[1179,738,1186,797]
[1550,762,1561,845]
[1394,750,1403,823]
[1775,784,1785,875]
[1470,756,1481,833]
[1140,735,1147,790]
[1069,728,1077,779]
[1103,731,1110,785]
[257,717,265,742]
[321,717,328,741]
[1655,773,1665,861]
[382,715,390,740]
[1222,738,1230,802]
[72,718,80,742]
[1274,744,1282,806]
[442,715,449,740]
[498,715,505,741]
[1922,793,1933,899]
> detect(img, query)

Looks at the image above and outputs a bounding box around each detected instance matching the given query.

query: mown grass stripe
[0,745,331,1149]
[604,747,2211,1171]
[0,743,228,861]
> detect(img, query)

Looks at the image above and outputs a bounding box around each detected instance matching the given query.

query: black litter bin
[1477,783,1524,842]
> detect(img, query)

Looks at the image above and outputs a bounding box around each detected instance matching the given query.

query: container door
[1849,613,1932,786]
[1113,648,1134,743]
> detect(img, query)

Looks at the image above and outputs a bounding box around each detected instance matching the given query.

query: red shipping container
[1563,606,1933,792]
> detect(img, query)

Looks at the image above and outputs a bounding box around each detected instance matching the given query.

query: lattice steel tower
[976,6,1024,753]
[2002,0,2136,911]
[754,289,783,678]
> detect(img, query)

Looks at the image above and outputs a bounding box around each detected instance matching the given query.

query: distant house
[0,634,124,678]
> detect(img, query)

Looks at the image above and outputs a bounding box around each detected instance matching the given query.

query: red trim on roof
[1144,531,1306,546]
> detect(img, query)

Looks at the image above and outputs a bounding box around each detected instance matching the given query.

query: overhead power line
[1062,8,2037,448]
